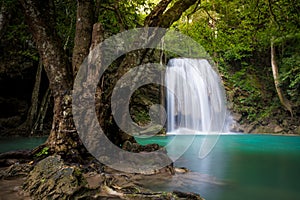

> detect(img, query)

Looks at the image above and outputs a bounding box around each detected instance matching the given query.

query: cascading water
[165,58,230,134]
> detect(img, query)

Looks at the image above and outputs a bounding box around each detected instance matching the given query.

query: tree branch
[19,0,73,96]
[145,0,199,28]
[204,9,217,24]
[144,0,172,27]
[113,1,127,31]
[159,0,198,28]
[187,0,201,18]
[267,0,279,28]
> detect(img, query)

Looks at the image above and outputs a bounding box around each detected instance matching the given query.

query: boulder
[232,112,242,122]
[294,126,300,134]
[242,122,258,133]
[23,155,87,199]
[229,121,243,132]
[274,125,284,133]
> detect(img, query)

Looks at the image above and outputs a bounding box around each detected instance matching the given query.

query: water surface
[1,134,299,199]
[136,134,300,200]
[0,137,47,153]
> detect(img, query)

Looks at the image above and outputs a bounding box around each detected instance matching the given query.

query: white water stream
[165,58,230,134]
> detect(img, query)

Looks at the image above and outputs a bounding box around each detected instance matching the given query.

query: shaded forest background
[0,0,299,136]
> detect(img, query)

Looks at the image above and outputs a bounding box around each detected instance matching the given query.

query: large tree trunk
[19,0,85,159]
[270,38,293,117]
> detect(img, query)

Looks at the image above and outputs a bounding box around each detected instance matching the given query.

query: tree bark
[72,0,94,76]
[145,0,198,28]
[144,0,173,27]
[23,59,43,133]
[19,0,73,94]
[19,0,86,159]
[32,87,51,133]
[270,38,293,117]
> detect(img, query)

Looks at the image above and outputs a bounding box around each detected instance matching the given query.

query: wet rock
[229,121,243,132]
[251,121,286,134]
[242,122,257,133]
[23,155,87,199]
[274,125,284,133]
[174,167,189,173]
[253,126,272,133]
[173,190,203,200]
[232,112,242,122]
[293,126,300,134]
[282,120,289,127]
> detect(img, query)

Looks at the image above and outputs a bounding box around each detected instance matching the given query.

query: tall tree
[267,0,299,117]
[19,0,92,159]
[270,38,293,116]
[19,0,198,160]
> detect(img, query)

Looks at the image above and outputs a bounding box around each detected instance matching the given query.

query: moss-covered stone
[23,155,87,199]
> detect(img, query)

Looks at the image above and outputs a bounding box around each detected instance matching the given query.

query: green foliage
[176,0,300,121]
[97,0,155,33]
[132,110,151,125]
[35,147,49,157]
[0,0,38,61]
[229,67,264,121]
[280,54,300,104]
[3,0,299,124]
[17,50,39,61]
[258,102,280,121]
[272,34,300,105]
[54,0,77,51]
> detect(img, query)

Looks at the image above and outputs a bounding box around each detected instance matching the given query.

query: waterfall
[165,58,230,134]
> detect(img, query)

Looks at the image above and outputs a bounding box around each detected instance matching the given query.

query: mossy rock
[23,155,87,199]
